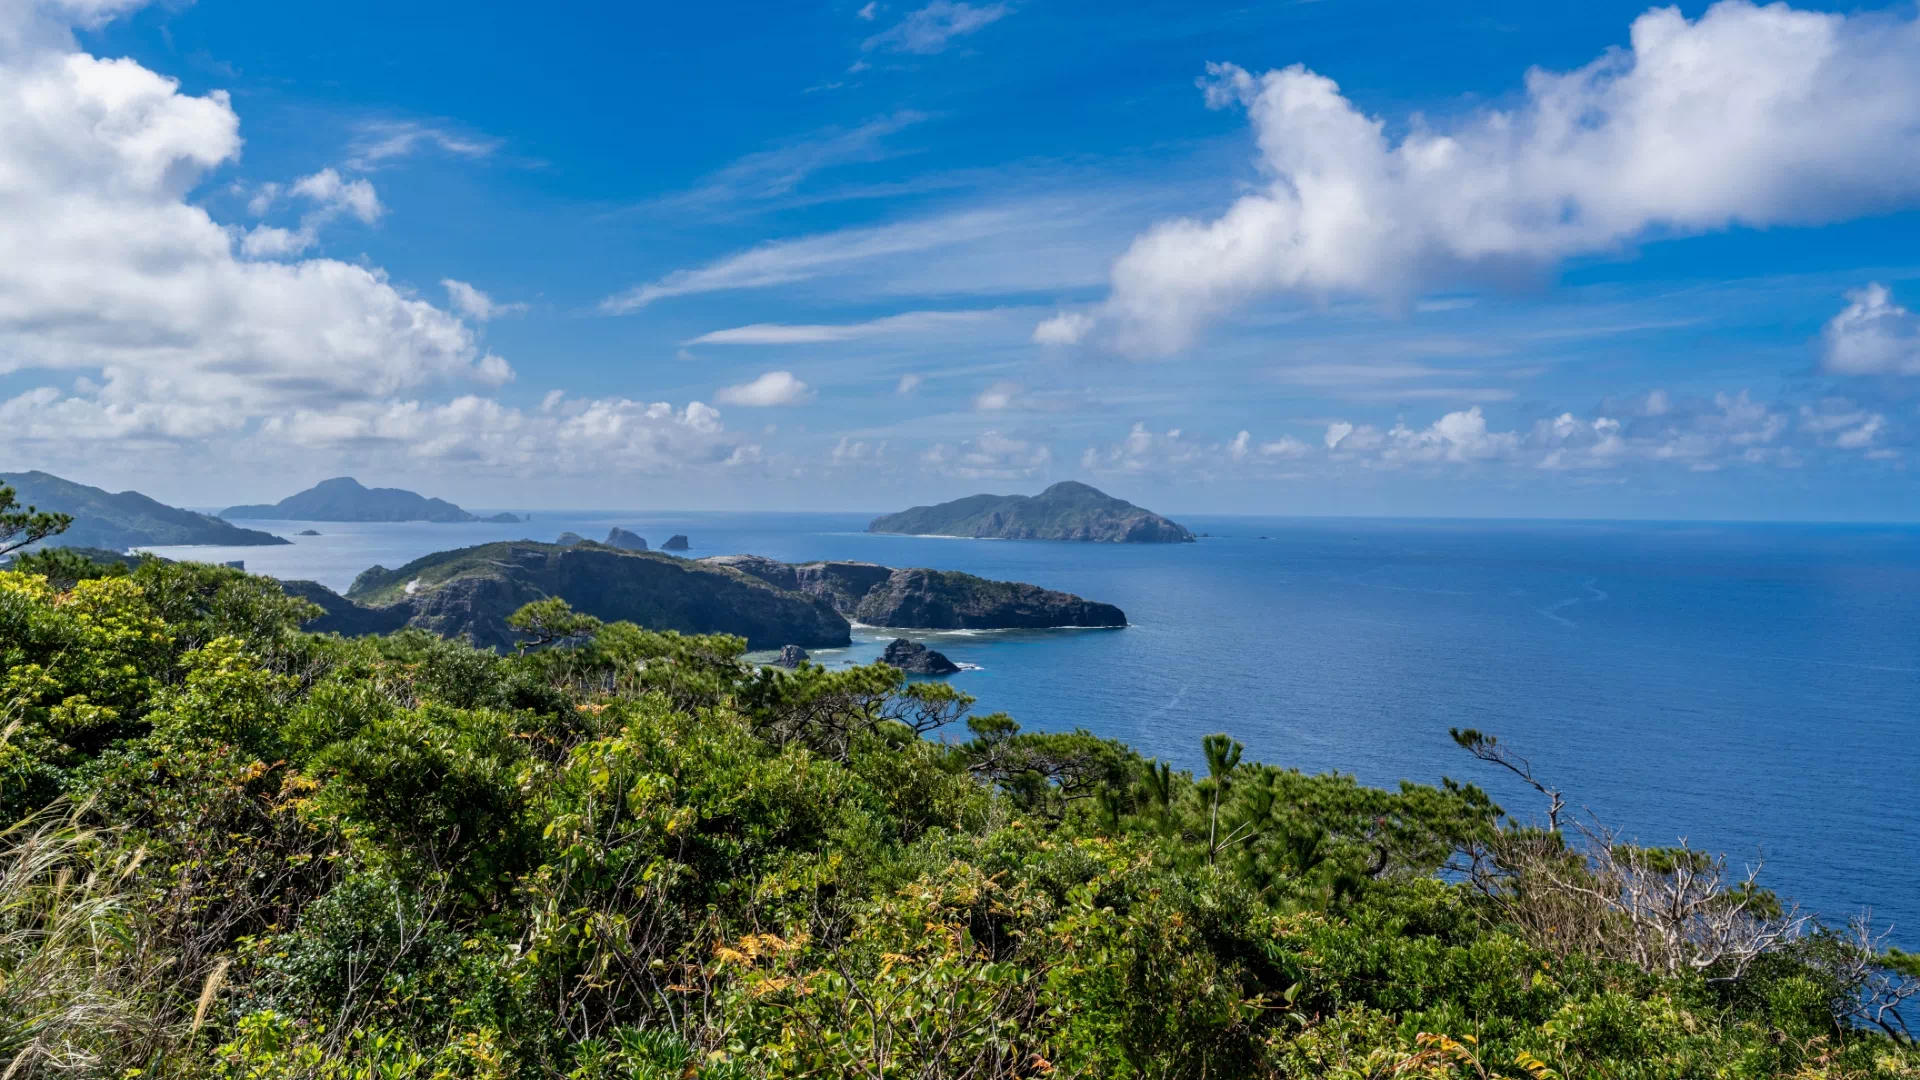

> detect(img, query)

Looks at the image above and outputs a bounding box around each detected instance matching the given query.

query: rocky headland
[286,542,1127,652]
[700,554,1127,630]
[311,540,851,651]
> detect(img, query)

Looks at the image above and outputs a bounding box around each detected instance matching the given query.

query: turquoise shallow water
[148,513,1920,942]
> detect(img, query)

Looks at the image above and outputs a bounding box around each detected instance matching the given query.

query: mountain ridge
[222,477,520,523]
[0,471,288,549]
[867,481,1194,543]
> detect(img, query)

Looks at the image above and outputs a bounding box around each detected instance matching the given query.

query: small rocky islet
[880,637,960,676]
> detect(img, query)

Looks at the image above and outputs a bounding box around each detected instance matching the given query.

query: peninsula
[221,477,521,523]
[868,480,1194,543]
[288,540,1126,649]
[0,470,288,549]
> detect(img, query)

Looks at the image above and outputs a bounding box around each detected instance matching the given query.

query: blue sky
[2,0,1918,518]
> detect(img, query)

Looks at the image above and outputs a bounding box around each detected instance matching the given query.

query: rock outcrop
[555,532,588,547]
[867,481,1193,543]
[774,644,810,668]
[856,568,1127,629]
[281,579,414,637]
[605,528,649,551]
[700,555,1125,630]
[316,541,851,651]
[880,638,960,675]
[1,470,289,549]
[662,534,691,551]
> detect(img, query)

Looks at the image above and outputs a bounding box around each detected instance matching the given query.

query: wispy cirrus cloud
[443,279,528,322]
[646,112,929,215]
[689,309,997,345]
[600,207,1028,312]
[863,1,1009,55]
[347,120,501,170]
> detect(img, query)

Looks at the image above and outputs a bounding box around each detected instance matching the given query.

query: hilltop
[0,470,288,549]
[292,542,1128,649]
[221,477,521,523]
[868,480,1194,542]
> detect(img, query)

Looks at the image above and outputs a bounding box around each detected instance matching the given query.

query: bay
[146,512,1920,942]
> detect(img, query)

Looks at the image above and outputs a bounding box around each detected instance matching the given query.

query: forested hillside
[3,547,1917,1077]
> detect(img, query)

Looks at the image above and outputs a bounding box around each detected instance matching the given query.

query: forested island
[4,489,1918,1077]
[869,480,1196,542]
[0,470,288,549]
[222,477,522,523]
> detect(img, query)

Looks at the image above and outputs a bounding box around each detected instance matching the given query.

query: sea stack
[662,534,690,551]
[774,644,810,668]
[604,527,649,551]
[881,638,960,675]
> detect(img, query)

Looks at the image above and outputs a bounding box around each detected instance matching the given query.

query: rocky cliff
[700,555,1126,629]
[867,481,1194,543]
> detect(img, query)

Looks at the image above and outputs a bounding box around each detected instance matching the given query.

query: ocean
[146,512,1920,942]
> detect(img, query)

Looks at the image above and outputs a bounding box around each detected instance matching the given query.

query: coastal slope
[700,554,1127,629]
[222,477,519,523]
[867,481,1193,543]
[0,471,289,549]
[326,540,852,650]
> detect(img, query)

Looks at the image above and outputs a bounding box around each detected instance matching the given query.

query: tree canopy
[1,552,1915,1078]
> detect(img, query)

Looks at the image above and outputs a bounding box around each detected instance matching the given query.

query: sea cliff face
[700,555,1126,629]
[867,481,1194,543]
[311,541,852,650]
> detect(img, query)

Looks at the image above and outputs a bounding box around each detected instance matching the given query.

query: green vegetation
[222,477,516,524]
[868,481,1196,543]
[0,472,288,550]
[3,550,1917,1078]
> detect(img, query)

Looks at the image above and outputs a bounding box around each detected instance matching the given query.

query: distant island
[289,540,1126,650]
[0,470,288,549]
[868,480,1194,543]
[221,477,523,523]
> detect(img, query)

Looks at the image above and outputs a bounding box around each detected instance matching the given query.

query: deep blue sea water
[148,513,1920,942]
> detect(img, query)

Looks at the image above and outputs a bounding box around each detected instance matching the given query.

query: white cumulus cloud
[921,430,1051,479]
[1065,1,1920,355]
[715,370,815,407]
[0,2,522,472]
[1823,283,1920,376]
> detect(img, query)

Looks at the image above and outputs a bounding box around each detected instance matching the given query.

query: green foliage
[1,565,1916,1078]
[0,483,72,559]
